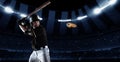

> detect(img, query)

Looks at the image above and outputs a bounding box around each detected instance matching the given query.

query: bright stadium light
[93,8,102,15]
[58,19,72,22]
[93,0,117,15]
[20,13,27,17]
[4,6,14,14]
[76,15,88,20]
[109,0,117,5]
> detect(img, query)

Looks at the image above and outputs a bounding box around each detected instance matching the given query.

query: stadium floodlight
[76,15,88,20]
[4,6,14,14]
[109,0,117,5]
[58,19,72,22]
[20,13,27,17]
[93,8,102,15]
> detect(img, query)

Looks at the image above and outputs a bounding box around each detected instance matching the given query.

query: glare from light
[58,15,88,22]
[109,0,117,5]
[100,0,117,10]
[93,8,102,15]
[0,0,117,22]
[76,15,88,20]
[100,4,110,10]
[20,13,27,17]
[4,6,14,14]
[58,19,72,22]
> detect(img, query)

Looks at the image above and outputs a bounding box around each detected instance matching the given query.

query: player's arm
[18,18,33,36]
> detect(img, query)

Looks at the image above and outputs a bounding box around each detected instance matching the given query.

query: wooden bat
[26,0,51,18]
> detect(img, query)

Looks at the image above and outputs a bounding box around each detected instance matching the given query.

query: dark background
[0,0,120,62]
